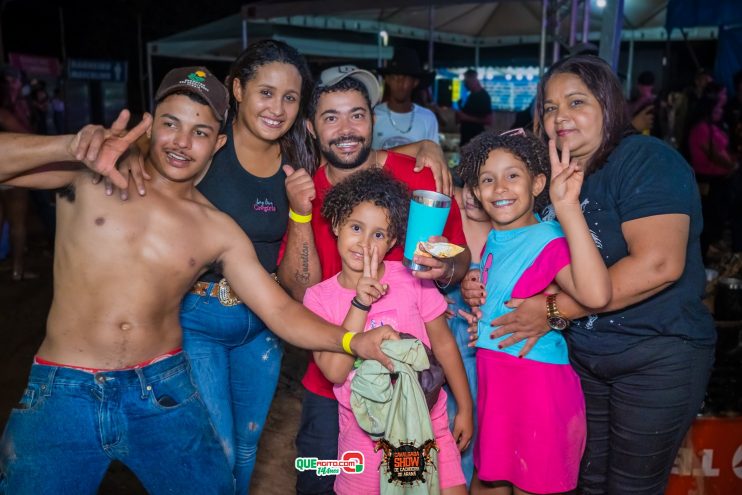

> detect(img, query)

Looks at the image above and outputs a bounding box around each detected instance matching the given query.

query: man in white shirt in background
[373,47,439,150]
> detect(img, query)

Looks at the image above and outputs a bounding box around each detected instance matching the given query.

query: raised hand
[356,245,388,306]
[283,164,315,216]
[69,109,152,190]
[548,139,584,208]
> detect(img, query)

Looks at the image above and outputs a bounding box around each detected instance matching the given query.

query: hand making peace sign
[355,245,389,307]
[548,139,585,209]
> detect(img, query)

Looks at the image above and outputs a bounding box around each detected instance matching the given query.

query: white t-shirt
[372,103,439,150]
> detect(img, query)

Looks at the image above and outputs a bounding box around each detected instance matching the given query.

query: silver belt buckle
[217,278,241,307]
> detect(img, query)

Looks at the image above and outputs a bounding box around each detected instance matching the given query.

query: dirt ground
[0,223,307,494]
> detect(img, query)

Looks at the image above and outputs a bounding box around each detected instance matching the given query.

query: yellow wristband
[289,208,312,224]
[342,331,356,356]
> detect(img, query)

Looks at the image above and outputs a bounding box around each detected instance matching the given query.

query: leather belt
[189,278,242,307]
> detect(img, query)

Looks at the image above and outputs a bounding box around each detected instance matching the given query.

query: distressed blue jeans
[0,353,233,495]
[181,288,283,495]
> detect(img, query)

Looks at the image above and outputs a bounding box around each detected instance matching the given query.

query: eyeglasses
[499,127,526,137]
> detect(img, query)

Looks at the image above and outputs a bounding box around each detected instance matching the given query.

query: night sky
[1,0,257,114]
[2,0,247,59]
[0,0,719,118]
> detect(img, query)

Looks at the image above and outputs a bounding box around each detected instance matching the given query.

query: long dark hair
[227,40,316,173]
[689,82,726,128]
[535,55,633,173]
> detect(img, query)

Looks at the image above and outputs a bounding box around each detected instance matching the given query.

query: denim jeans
[443,285,477,487]
[0,353,233,495]
[181,289,283,495]
[295,390,339,495]
[570,336,714,495]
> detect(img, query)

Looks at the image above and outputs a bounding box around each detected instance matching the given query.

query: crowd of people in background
[0,39,738,495]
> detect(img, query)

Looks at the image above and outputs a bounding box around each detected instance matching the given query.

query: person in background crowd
[0,66,35,281]
[725,70,742,156]
[628,71,657,135]
[51,86,65,134]
[688,82,740,260]
[373,47,439,150]
[676,67,714,156]
[462,55,715,494]
[456,69,492,147]
[725,70,742,255]
[29,81,50,135]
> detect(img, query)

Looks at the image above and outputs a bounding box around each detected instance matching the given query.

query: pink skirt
[474,349,586,493]
[334,389,466,494]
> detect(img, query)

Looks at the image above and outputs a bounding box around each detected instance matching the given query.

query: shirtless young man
[0,67,395,495]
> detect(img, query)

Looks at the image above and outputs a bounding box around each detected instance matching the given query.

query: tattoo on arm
[293,242,311,285]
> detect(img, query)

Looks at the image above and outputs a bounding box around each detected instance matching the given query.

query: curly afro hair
[321,167,411,247]
[456,130,551,212]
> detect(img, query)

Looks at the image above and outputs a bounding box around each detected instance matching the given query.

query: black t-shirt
[460,89,491,146]
[196,123,288,280]
[550,135,715,354]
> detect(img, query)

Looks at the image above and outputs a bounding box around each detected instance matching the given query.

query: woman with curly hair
[457,129,610,495]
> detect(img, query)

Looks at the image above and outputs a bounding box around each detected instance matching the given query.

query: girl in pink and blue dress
[457,130,611,495]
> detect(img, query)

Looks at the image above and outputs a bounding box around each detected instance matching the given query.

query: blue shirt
[477,219,570,364]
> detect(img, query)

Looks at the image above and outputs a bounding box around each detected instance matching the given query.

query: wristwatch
[546,294,569,331]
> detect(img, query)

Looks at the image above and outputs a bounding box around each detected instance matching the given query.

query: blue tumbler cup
[403,190,452,271]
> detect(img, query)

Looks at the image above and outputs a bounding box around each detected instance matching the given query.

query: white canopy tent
[147,0,717,104]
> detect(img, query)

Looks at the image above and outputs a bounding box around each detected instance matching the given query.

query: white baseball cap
[317,65,381,107]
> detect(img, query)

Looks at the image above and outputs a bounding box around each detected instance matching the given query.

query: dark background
[0,0,720,120]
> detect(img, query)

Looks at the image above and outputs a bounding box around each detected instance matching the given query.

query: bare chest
[55,183,217,282]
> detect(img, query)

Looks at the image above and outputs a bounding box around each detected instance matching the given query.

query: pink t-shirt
[290,151,467,399]
[303,261,451,493]
[688,121,732,177]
